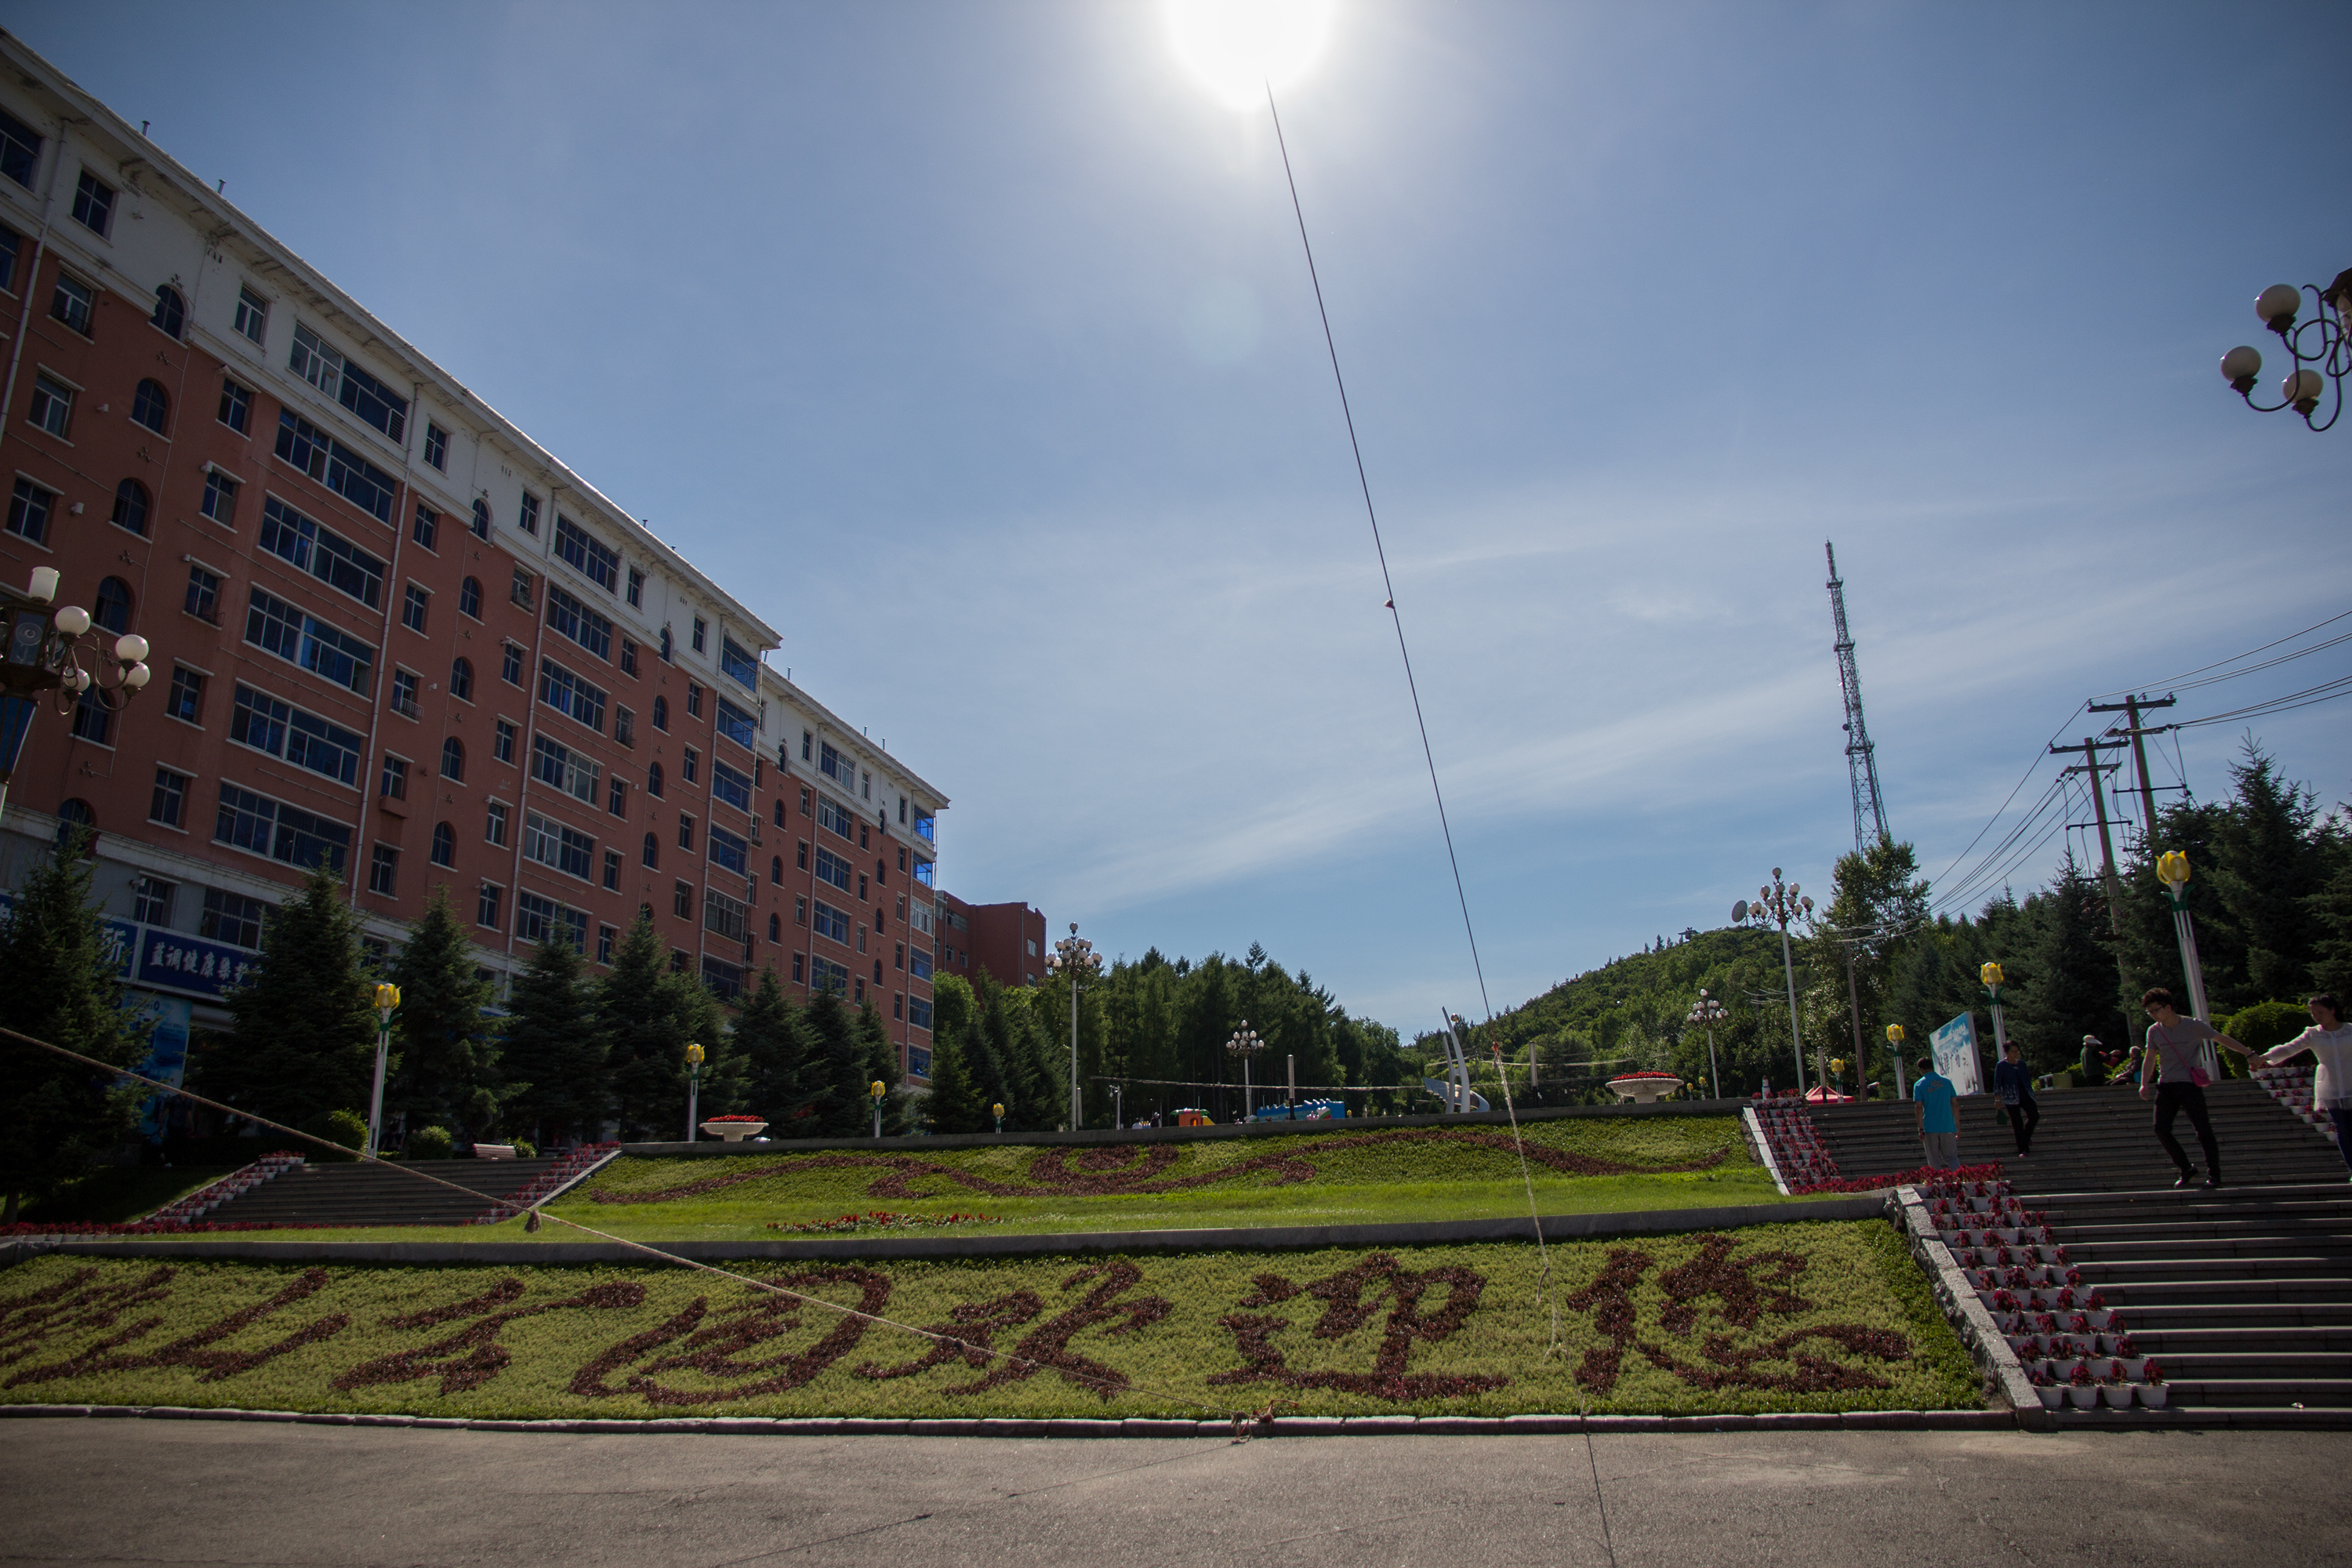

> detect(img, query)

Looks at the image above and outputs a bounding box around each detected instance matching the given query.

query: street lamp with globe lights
[2,567,153,816]
[1734,870,1814,1097]
[684,1043,705,1142]
[1226,1021,1266,1120]
[1886,1023,1909,1100]
[1685,990,1728,1101]
[1044,924,1103,1131]
[2218,270,2351,432]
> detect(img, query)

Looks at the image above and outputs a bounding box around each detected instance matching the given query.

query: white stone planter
[2100,1384,2135,1409]
[1606,1076,1682,1104]
[2140,1383,2169,1409]
[701,1120,768,1143]
[2035,1385,2065,1410]
[2066,1385,2100,1409]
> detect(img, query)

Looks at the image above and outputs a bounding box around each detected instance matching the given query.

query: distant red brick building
[935,891,1048,993]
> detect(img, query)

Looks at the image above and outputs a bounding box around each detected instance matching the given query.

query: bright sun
[1165,0,1337,111]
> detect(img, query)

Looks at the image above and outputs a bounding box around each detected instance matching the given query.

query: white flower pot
[2140,1384,2169,1409]
[2101,1385,2134,1409]
[2066,1385,2100,1409]
[2036,1386,2065,1410]
[2118,1358,2147,1380]
[700,1120,768,1143]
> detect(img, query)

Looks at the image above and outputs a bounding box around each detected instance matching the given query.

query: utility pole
[2050,736,2131,927]
[2086,693,2178,847]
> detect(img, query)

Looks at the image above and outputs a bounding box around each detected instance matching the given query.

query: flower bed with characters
[0,1220,1974,1420]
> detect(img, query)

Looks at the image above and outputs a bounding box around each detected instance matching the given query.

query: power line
[2093,607,2352,698]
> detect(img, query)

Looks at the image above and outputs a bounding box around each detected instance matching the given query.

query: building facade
[0,37,946,1094]
[935,890,1048,994]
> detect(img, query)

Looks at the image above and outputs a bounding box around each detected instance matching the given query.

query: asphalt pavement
[2,1418,2341,1567]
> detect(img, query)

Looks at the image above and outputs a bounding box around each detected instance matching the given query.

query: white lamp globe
[2256,283,2301,325]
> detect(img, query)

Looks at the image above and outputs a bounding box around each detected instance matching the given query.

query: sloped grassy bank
[0,1221,1975,1420]
[557,1115,1786,1240]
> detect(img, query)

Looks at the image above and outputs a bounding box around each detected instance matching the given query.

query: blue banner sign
[136,928,260,996]
[1931,1011,1984,1096]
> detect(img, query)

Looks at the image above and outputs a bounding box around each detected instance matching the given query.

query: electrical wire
[2174,671,2352,729]
[2092,607,2352,698]
[1262,82,1493,1030]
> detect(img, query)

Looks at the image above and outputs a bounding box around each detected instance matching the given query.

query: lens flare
[1166,0,1337,111]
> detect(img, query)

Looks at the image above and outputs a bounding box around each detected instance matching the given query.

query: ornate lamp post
[365,982,401,1159]
[1,567,153,818]
[991,1101,1005,1137]
[2155,851,2211,1021]
[1886,1023,1908,1100]
[869,1079,887,1141]
[1831,1056,1846,1098]
[684,1043,705,1142]
[1226,1021,1265,1120]
[1686,990,1728,1100]
[1735,869,1814,1096]
[1981,963,2010,1078]
[2219,270,2350,432]
[1044,923,1102,1131]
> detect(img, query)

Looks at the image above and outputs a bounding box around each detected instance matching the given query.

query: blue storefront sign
[136,927,260,996]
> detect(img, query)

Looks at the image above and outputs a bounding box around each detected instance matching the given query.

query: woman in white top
[2258,993,2352,1178]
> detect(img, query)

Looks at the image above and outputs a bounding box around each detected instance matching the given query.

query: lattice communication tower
[1825,541,1891,852]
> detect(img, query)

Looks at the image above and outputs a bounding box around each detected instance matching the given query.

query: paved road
[1,1420,2341,1566]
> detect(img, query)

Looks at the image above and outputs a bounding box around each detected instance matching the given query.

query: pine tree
[385,887,501,1139]
[2209,745,2337,1004]
[2012,854,2127,1072]
[922,1013,992,1133]
[731,968,806,1126]
[499,935,603,1145]
[597,916,731,1137]
[0,827,147,1221]
[857,1000,909,1135]
[798,989,869,1137]
[196,861,377,1131]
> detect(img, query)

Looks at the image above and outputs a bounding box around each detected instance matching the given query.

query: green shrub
[297,1109,368,1160]
[2223,1000,2312,1056]
[406,1125,455,1160]
[509,1138,537,1160]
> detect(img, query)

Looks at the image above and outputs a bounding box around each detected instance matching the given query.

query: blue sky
[13,2,2347,1030]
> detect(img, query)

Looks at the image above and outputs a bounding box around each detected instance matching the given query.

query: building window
[626,566,644,608]
[800,786,812,818]
[289,322,408,441]
[770,855,783,885]
[200,469,238,525]
[608,776,628,816]
[93,576,133,635]
[670,949,689,975]
[390,669,420,719]
[677,815,695,851]
[213,781,352,872]
[615,706,634,747]
[234,285,268,343]
[430,821,456,867]
[441,736,466,781]
[708,825,748,877]
[130,377,169,434]
[893,993,902,1020]
[794,896,808,927]
[719,636,757,689]
[619,640,638,677]
[71,169,114,235]
[451,656,474,702]
[477,882,503,930]
[641,831,659,869]
[811,899,851,945]
[597,924,616,964]
[792,953,805,984]
[685,684,703,720]
[531,733,603,805]
[648,762,664,799]
[813,846,851,892]
[228,682,365,786]
[459,576,482,619]
[554,516,621,592]
[493,718,517,764]
[703,887,749,945]
[797,840,810,871]
[149,285,187,339]
[244,586,377,695]
[895,942,905,971]
[149,768,191,828]
[517,491,540,535]
[272,410,398,521]
[201,887,269,949]
[471,498,491,539]
[368,844,399,896]
[167,663,205,723]
[486,800,510,846]
[27,372,72,436]
[110,477,150,537]
[401,583,430,633]
[673,880,694,918]
[768,913,782,942]
[510,566,533,610]
[217,378,252,433]
[500,642,524,685]
[132,874,176,925]
[538,658,608,732]
[652,695,668,731]
[547,585,613,660]
[412,503,438,552]
[716,698,755,749]
[603,848,621,891]
[681,746,699,785]
[424,423,448,470]
[5,477,53,543]
[691,616,706,653]
[772,799,786,829]
[914,857,934,887]
[523,811,596,881]
[380,753,409,801]
[0,110,38,190]
[49,274,93,336]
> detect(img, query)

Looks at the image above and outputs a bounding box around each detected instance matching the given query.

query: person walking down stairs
[1994,1041,2039,1156]
[2139,987,2254,1189]
[2257,992,2352,1180]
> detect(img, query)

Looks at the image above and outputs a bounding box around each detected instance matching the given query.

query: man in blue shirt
[1912,1054,1960,1171]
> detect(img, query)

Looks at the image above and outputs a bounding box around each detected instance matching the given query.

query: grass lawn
[0,1221,1976,1419]
[540,1113,1812,1243]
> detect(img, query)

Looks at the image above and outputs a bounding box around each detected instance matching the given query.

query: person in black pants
[1994,1040,2040,1154]
[2138,986,2253,1189]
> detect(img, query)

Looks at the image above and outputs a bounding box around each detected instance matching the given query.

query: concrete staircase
[2043,1181,2352,1411]
[1807,1080,2347,1190]
[190,1156,568,1228]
